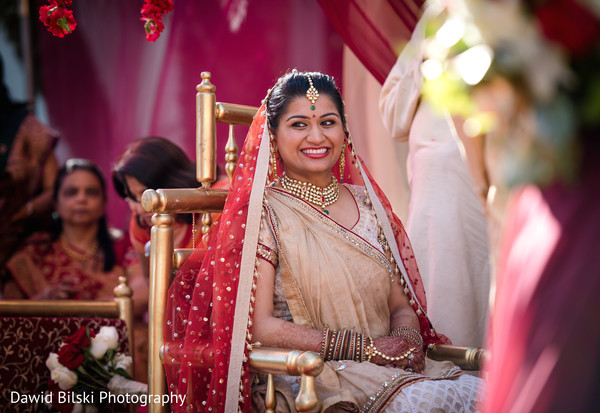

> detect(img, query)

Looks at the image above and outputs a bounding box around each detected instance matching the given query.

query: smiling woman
[165,71,484,412]
[273,95,344,184]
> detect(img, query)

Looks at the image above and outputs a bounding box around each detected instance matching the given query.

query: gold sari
[255,187,476,412]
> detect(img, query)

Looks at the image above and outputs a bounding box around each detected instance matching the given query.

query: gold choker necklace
[280,174,340,210]
[60,234,99,262]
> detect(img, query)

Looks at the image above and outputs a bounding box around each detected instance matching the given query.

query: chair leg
[296,375,321,413]
[265,373,276,413]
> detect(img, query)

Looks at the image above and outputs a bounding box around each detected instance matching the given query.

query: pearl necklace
[60,234,99,262]
[280,174,340,210]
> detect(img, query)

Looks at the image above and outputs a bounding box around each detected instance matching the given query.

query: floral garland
[38,0,174,42]
[140,0,175,42]
[39,0,76,38]
[420,0,600,187]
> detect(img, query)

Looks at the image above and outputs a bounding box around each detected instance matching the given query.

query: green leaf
[115,368,133,380]
[57,17,72,33]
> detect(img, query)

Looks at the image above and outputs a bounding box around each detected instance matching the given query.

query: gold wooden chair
[143,72,486,413]
[0,277,135,412]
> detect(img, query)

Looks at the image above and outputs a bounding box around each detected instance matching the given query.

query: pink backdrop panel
[37,0,343,229]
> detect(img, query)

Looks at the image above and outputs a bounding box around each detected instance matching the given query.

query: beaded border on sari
[256,243,278,267]
[361,366,464,413]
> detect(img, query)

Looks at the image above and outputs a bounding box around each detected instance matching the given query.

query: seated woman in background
[3,159,146,314]
[165,71,483,412]
[3,158,148,382]
[0,58,59,274]
[112,136,228,279]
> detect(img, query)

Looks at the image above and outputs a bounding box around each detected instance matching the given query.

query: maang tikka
[306,75,319,110]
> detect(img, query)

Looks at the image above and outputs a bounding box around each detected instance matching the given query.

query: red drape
[482,141,600,412]
[317,0,423,84]
[37,0,343,229]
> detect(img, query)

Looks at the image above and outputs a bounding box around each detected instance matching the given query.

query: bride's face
[275,95,345,186]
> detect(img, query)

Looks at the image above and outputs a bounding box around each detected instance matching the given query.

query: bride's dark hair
[266,71,347,133]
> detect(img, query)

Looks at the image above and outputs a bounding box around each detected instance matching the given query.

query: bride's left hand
[371,336,425,373]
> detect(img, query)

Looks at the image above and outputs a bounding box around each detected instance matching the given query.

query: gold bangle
[320,328,332,360]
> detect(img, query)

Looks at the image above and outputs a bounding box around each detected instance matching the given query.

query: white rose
[114,353,132,372]
[51,366,78,390]
[45,352,61,371]
[44,391,53,408]
[72,403,97,413]
[107,374,148,396]
[90,326,119,359]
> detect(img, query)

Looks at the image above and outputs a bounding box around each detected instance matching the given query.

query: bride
[165,70,483,412]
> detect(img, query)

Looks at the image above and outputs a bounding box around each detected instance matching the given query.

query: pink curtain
[317,0,423,84]
[37,0,343,229]
[482,135,600,412]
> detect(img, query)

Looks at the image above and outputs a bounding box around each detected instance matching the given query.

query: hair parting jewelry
[305,74,319,110]
[280,174,340,209]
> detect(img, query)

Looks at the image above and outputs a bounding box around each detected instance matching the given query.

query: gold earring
[346,131,358,169]
[339,142,346,183]
[271,149,278,178]
[270,132,278,179]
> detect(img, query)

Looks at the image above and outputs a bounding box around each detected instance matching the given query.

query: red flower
[150,0,174,13]
[64,325,94,348]
[143,18,165,42]
[39,1,76,38]
[535,0,600,57]
[58,343,85,369]
[140,0,174,42]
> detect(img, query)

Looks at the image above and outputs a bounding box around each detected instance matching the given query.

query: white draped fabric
[378,8,490,348]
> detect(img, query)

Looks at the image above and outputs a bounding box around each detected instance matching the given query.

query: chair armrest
[248,347,324,377]
[142,188,228,214]
[0,300,119,317]
[173,248,195,270]
[427,344,488,371]
[249,347,323,413]
[161,342,323,412]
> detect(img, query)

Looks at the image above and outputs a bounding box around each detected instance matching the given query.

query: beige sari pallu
[254,187,464,412]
